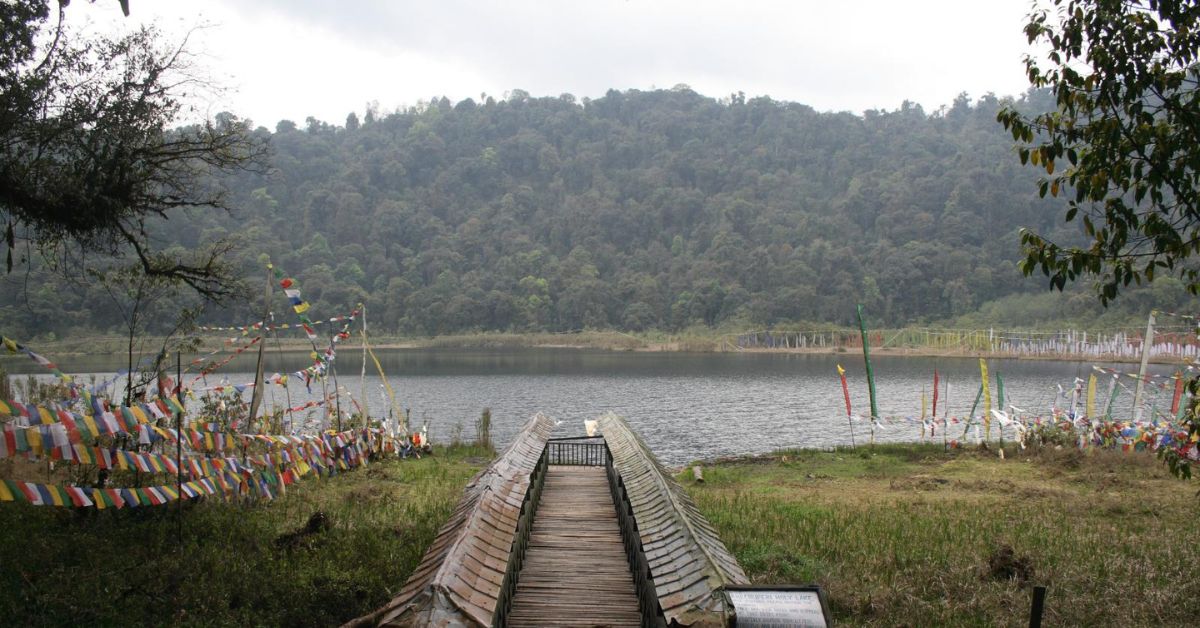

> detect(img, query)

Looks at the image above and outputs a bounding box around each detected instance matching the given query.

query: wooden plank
[598,413,749,627]
[507,466,642,628]
[345,414,555,628]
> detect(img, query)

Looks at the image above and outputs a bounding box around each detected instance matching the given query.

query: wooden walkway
[507,465,642,627]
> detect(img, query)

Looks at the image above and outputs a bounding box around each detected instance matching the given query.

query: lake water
[1,348,1183,465]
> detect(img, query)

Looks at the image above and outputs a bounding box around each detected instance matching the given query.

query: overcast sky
[76,0,1037,129]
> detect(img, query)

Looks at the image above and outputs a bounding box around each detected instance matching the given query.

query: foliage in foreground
[999,0,1200,481]
[685,444,1200,627]
[0,0,266,301]
[0,445,490,627]
[999,0,1200,305]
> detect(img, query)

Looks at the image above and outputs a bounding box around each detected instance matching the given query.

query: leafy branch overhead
[997,0,1200,305]
[0,0,267,301]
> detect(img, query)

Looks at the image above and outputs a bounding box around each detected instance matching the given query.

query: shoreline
[2,329,1191,366]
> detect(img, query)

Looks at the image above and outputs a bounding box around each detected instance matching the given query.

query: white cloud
[76,0,1036,127]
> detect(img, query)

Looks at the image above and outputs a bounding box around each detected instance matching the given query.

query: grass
[3,435,1195,626]
[682,443,1200,627]
[0,444,491,628]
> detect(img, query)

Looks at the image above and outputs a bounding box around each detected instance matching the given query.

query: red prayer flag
[932,370,940,418]
[837,365,852,417]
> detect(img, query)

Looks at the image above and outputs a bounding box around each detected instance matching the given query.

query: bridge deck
[507,465,642,627]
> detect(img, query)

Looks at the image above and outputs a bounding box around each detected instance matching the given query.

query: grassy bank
[0,444,490,628]
[683,444,1200,626]
[3,439,1195,626]
[11,329,726,356]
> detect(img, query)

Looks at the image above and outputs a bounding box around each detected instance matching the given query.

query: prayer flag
[1087,374,1097,419]
[980,359,993,439]
[932,370,940,418]
[21,482,43,505]
[1171,373,1184,416]
[41,484,60,506]
[105,488,125,509]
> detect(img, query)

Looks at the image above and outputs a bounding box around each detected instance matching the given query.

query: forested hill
[1,87,1187,339]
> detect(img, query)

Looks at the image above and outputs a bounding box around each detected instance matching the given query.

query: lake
[1,348,1183,465]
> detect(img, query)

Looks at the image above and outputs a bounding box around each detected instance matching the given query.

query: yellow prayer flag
[83,415,100,437]
[980,358,992,439]
[293,302,310,314]
[1086,374,1097,419]
[48,486,64,507]
[0,482,13,502]
[37,407,54,425]
[91,489,105,510]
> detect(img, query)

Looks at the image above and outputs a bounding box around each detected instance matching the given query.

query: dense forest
[1,87,1191,340]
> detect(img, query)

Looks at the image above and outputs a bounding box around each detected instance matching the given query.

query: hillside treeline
[1,87,1189,339]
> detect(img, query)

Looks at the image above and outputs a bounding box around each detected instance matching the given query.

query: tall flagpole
[246,265,271,433]
[175,351,184,547]
[856,304,879,446]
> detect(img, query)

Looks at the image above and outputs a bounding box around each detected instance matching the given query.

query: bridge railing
[497,435,665,627]
[542,435,665,627]
[605,446,667,628]
[493,445,550,628]
[547,436,608,466]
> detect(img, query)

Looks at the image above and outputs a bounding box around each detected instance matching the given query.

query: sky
[74,0,1038,129]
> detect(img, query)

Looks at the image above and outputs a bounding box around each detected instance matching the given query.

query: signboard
[727,585,831,628]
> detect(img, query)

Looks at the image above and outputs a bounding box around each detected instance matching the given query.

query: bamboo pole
[270,307,295,434]
[175,351,184,551]
[246,266,271,433]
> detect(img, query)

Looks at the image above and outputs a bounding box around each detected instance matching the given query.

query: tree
[998,0,1200,478]
[997,0,1200,305]
[0,0,266,300]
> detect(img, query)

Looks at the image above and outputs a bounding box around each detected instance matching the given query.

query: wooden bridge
[346,413,750,628]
